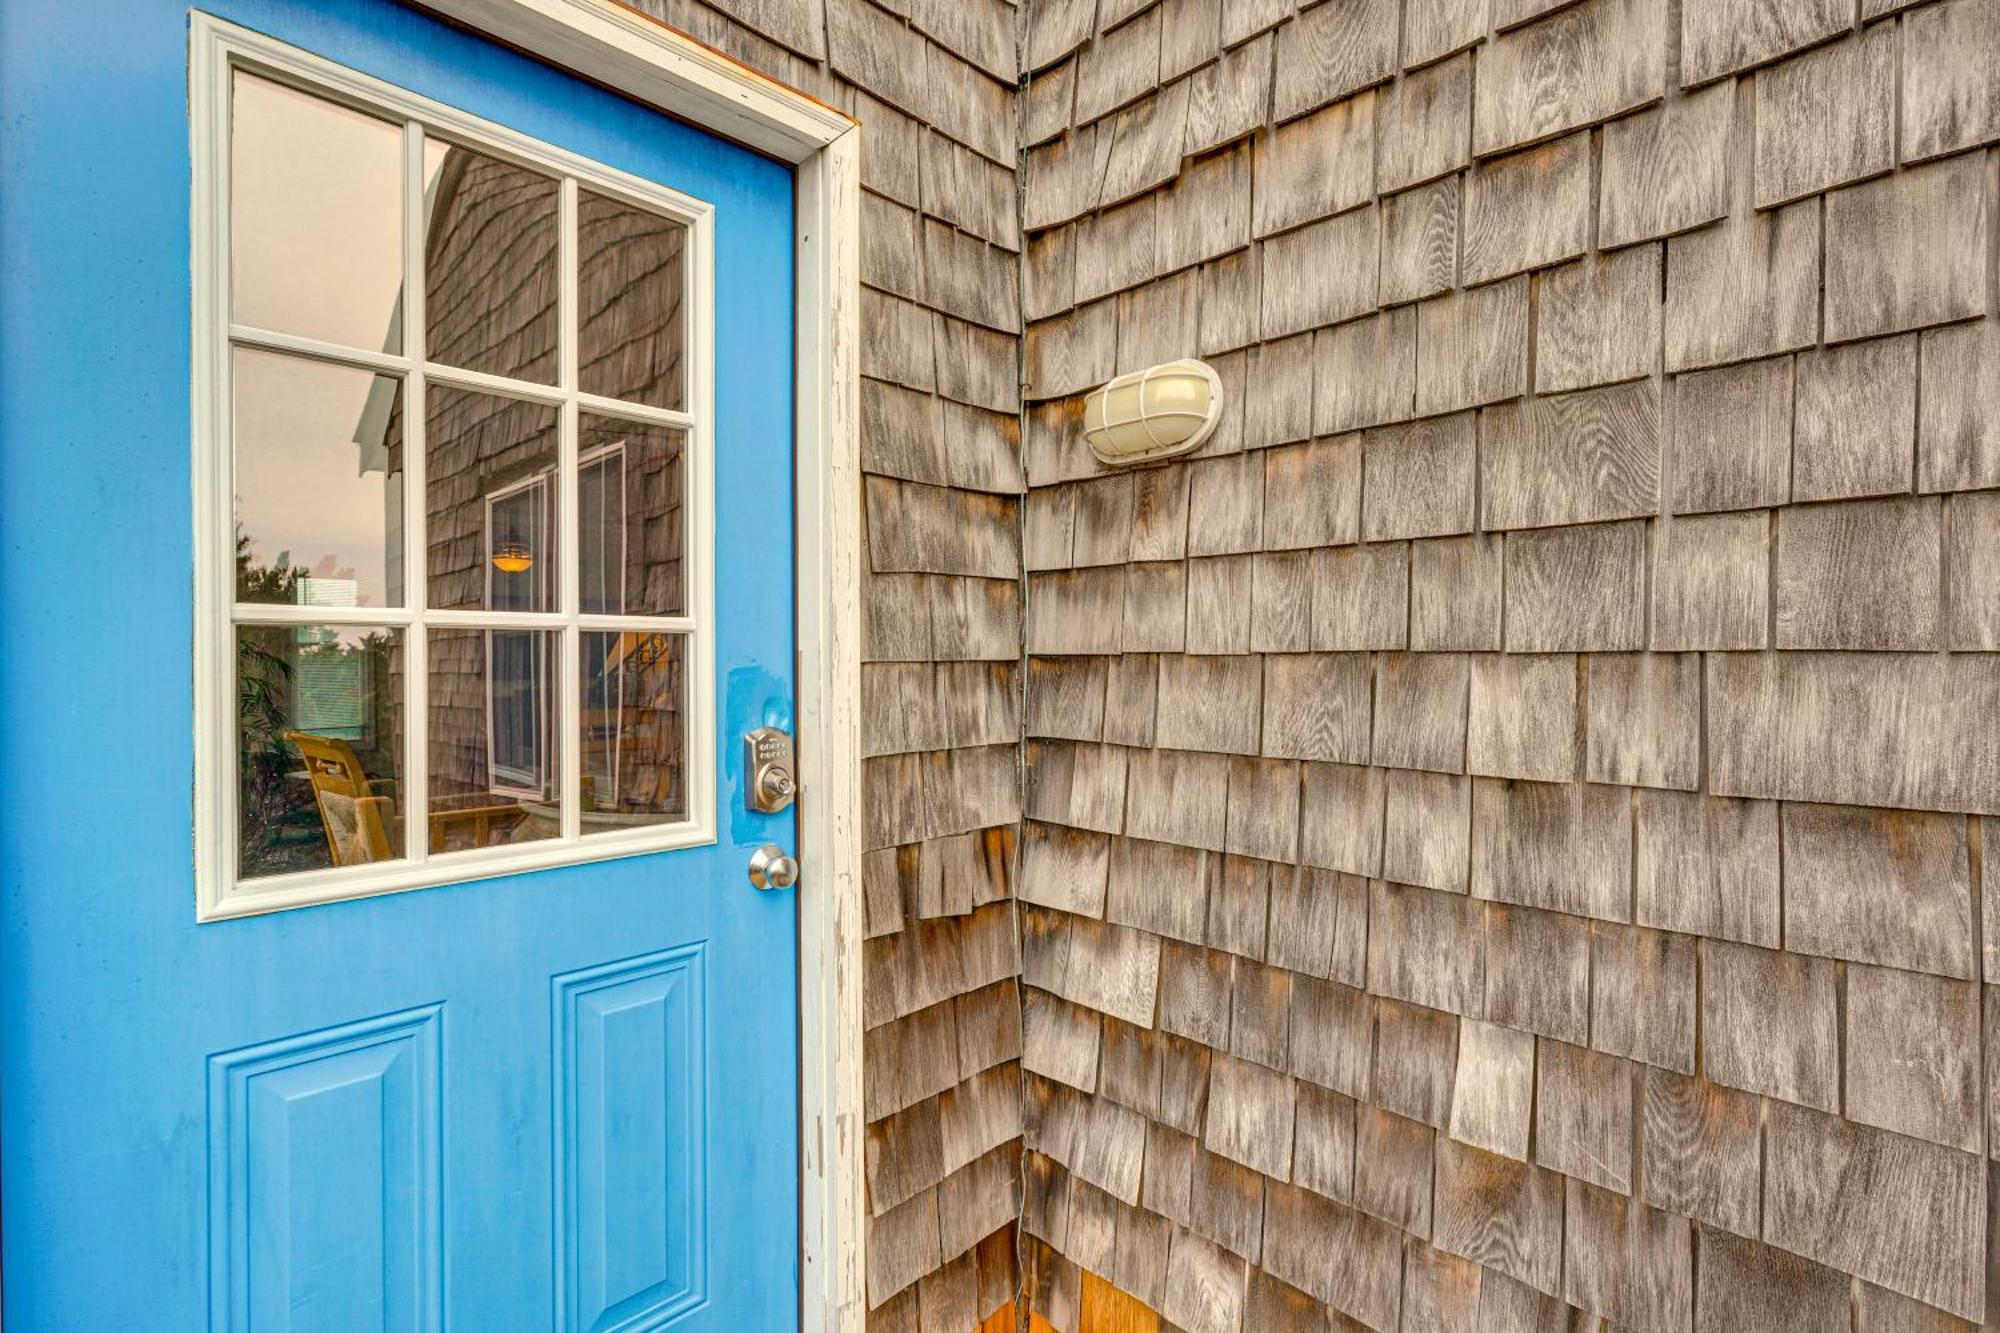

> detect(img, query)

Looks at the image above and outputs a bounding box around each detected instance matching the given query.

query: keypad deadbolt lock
[744,726,797,814]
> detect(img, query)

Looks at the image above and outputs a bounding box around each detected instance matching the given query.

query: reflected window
[204,46,710,909]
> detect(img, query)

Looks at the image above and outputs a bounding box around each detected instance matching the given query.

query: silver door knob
[748,844,799,891]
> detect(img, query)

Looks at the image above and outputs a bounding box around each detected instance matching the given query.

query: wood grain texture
[1155,654,1264,755]
[1378,53,1473,192]
[1186,453,1263,557]
[1481,382,1661,531]
[1902,0,2000,161]
[1254,558,1314,660]
[1462,134,1591,286]
[1287,975,1374,1099]
[1483,903,1592,1044]
[1186,35,1272,157]
[1410,533,1504,651]
[1599,83,1735,247]
[1314,306,1418,433]
[1124,747,1230,851]
[1372,652,1471,774]
[1368,879,1487,1014]
[1184,555,1251,655]
[1352,1105,1436,1237]
[1379,178,1459,307]
[1299,762,1387,878]
[1706,651,2000,815]
[1780,801,1975,980]
[1259,207,1380,339]
[1469,653,1579,784]
[1693,1225,1851,1333]
[1651,512,1770,651]
[1271,0,1400,121]
[1449,1017,1537,1160]
[1585,652,1700,790]
[1679,0,1850,85]
[1028,655,1108,741]
[1776,495,1940,649]
[1793,335,1919,502]
[1310,543,1410,650]
[1243,334,1314,451]
[1503,521,1648,652]
[1665,198,1819,372]
[1946,491,2000,649]
[1228,956,1291,1068]
[1206,854,1269,959]
[1763,1100,1985,1319]
[1104,834,1210,946]
[1641,1069,1762,1237]
[1204,1052,1296,1181]
[1669,355,1793,514]
[1754,25,1895,207]
[1103,652,1159,750]
[1432,1137,1566,1297]
[1161,1226,1247,1333]
[1262,435,1361,550]
[1253,91,1377,237]
[1535,246,1662,394]
[1825,154,1988,344]
[1021,820,1113,916]
[1403,0,1487,64]
[1363,412,1476,541]
[1699,938,1839,1110]
[1843,964,1980,1152]
[1589,924,1697,1074]
[1473,0,1666,156]
[1472,778,1633,921]
[1634,790,1780,946]
[1261,653,1372,764]
[1372,998,1462,1128]
[1416,277,1530,415]
[1562,1182,1695,1333]
[1383,768,1472,892]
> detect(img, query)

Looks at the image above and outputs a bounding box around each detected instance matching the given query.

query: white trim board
[203,4,866,1329]
[397,6,868,1330]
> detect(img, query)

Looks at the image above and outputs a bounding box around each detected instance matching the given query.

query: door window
[198,50,715,915]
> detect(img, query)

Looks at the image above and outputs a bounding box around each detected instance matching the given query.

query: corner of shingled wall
[637,0,2000,1329]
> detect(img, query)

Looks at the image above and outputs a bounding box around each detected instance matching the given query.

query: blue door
[0,2,800,1328]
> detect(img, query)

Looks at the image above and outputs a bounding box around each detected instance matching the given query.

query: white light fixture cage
[1081,358,1224,465]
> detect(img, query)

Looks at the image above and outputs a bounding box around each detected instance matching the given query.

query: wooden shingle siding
[677,0,2000,1324]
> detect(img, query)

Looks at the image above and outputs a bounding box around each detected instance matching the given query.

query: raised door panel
[554,946,706,1332]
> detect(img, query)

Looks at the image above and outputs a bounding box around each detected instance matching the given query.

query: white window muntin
[192,18,717,920]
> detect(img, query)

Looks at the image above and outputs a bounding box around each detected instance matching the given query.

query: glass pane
[426,387,559,611]
[428,629,561,851]
[578,190,687,410]
[580,416,686,615]
[238,624,404,879]
[232,73,405,352]
[580,631,687,831]
[424,141,559,383]
[234,347,405,608]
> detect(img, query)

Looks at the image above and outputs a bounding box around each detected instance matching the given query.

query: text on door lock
[744,726,797,813]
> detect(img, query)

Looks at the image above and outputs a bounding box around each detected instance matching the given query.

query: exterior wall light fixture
[1081,358,1224,465]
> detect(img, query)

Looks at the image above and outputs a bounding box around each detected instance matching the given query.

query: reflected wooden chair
[287,731,532,862]
[285,730,397,866]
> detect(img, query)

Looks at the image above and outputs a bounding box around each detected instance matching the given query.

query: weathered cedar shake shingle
[1450,1018,1537,1160]
[1598,83,1734,247]
[1824,154,1988,343]
[1753,25,1896,207]
[1764,1101,1985,1319]
[1902,0,2000,160]
[1679,0,1851,85]
[1378,54,1472,192]
[1483,903,1592,1044]
[1792,335,1919,501]
[1641,1069,1762,1238]
[1468,653,1578,784]
[1699,938,1840,1110]
[1472,0,1665,155]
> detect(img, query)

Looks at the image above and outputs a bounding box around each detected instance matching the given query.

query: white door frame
[412,3,865,1328]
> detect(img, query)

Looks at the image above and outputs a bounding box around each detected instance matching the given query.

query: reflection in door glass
[578,189,687,410]
[233,347,405,608]
[237,624,404,879]
[580,631,687,831]
[580,415,684,615]
[424,387,559,611]
[232,73,406,351]
[428,629,562,851]
[424,141,560,384]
